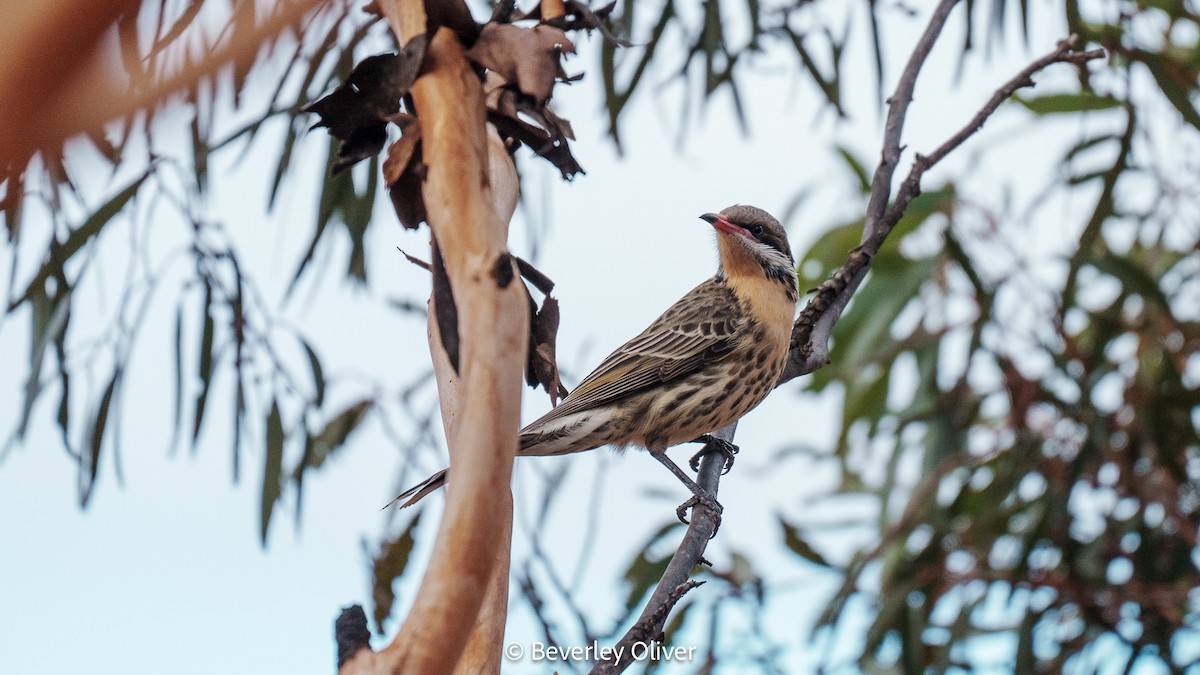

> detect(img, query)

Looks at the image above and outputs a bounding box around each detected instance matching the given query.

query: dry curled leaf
[381,113,420,183]
[427,0,482,46]
[304,35,428,174]
[383,114,427,229]
[487,86,583,178]
[518,259,566,403]
[515,255,555,294]
[489,0,519,23]
[466,24,576,106]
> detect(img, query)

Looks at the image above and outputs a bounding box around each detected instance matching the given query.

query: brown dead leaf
[427,0,482,46]
[381,114,419,183]
[540,103,576,141]
[383,115,426,230]
[304,35,428,174]
[389,166,427,230]
[488,87,583,178]
[526,292,567,404]
[489,0,518,23]
[487,108,584,180]
[370,512,422,635]
[515,256,555,295]
[466,24,576,105]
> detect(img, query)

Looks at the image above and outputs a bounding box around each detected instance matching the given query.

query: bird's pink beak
[700,212,747,237]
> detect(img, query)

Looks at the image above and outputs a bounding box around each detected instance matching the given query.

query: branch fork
[601,12,1105,672]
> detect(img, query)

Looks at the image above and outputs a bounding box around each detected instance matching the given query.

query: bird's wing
[527,279,742,426]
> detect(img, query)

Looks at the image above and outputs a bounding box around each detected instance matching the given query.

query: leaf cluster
[789,100,1199,675]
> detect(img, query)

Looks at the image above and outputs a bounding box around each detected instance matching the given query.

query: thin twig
[397,247,432,271]
[878,36,1107,251]
[780,0,964,382]
[862,0,963,243]
[780,34,1105,384]
[590,426,730,673]
[602,18,1108,674]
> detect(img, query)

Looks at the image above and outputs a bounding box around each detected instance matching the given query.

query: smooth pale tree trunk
[339,2,528,673]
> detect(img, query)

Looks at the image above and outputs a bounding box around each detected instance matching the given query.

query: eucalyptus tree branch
[338,0,527,673]
[878,35,1106,251]
[780,0,963,381]
[591,425,733,674]
[860,0,964,243]
[780,34,1105,384]
[600,13,1108,674]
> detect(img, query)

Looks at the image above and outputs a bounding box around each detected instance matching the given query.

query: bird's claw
[675,491,723,537]
[688,435,740,474]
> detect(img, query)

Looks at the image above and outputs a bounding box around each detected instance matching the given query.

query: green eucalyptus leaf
[1013,92,1121,114]
[371,513,422,634]
[780,517,832,567]
[15,171,149,308]
[192,282,215,446]
[261,399,284,546]
[81,369,120,507]
[301,339,326,408]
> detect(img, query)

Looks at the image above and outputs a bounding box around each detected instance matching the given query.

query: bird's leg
[648,450,723,527]
[688,434,740,474]
[675,495,724,535]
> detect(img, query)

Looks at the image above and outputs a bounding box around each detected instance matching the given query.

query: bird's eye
[750,225,765,237]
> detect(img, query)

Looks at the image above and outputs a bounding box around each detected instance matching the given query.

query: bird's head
[701,205,797,301]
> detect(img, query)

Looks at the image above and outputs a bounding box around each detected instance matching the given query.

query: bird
[393,204,798,519]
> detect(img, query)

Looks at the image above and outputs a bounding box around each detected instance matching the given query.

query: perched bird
[394,205,798,516]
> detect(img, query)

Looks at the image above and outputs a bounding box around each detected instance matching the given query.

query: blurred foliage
[2,0,395,538]
[794,109,1200,671]
[782,4,1196,672]
[2,0,1199,673]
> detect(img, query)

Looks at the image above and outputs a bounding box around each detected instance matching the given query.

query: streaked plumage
[395,204,798,508]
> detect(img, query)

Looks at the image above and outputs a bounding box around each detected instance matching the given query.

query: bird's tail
[385,468,448,509]
[387,421,597,508]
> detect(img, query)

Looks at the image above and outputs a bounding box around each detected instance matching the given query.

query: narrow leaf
[620,521,685,615]
[371,513,423,633]
[15,171,148,309]
[55,349,71,450]
[1062,134,1118,163]
[261,399,284,545]
[20,286,71,438]
[192,282,215,446]
[171,300,184,451]
[82,370,120,507]
[301,339,325,408]
[295,399,373,478]
[1136,50,1200,131]
[285,139,348,298]
[1013,93,1121,115]
[233,371,245,483]
[780,517,832,567]
[836,145,871,194]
